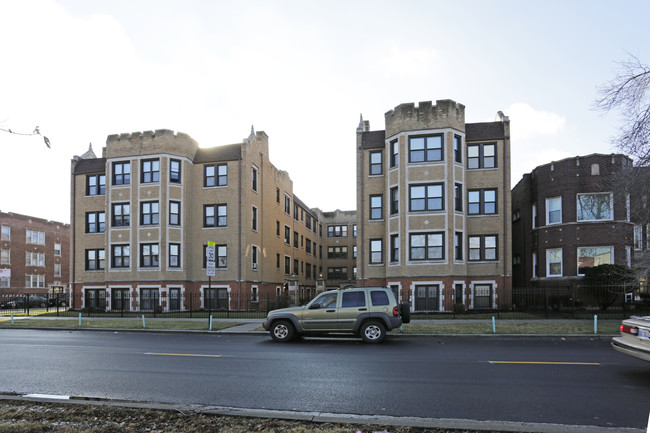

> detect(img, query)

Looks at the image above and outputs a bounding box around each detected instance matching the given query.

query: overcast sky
[1,0,649,224]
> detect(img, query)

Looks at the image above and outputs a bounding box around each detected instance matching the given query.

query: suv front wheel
[360,320,386,344]
[270,320,295,342]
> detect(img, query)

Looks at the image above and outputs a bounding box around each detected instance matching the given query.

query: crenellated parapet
[105,129,199,160]
[384,99,465,137]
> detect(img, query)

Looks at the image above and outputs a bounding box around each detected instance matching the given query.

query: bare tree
[595,54,650,165]
[0,124,50,148]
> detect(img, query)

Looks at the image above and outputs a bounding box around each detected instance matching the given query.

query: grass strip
[0,318,242,331]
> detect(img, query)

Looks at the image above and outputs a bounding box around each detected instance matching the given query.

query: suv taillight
[621,324,638,335]
[393,306,399,317]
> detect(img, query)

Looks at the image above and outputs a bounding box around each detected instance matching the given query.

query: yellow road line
[489,361,600,366]
[144,352,222,358]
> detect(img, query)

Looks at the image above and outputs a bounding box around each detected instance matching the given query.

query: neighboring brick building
[70,129,347,312]
[317,209,358,288]
[511,153,634,288]
[0,211,70,298]
[355,100,512,312]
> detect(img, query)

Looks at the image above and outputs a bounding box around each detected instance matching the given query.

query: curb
[0,394,643,433]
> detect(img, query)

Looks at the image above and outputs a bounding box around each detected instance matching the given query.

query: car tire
[39,302,46,308]
[360,320,386,344]
[270,320,295,342]
[400,302,411,324]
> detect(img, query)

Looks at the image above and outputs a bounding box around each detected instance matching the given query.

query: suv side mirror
[308,304,321,310]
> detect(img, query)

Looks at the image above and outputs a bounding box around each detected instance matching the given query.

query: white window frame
[576,192,613,221]
[54,242,62,256]
[546,248,563,277]
[634,225,643,250]
[1,225,10,241]
[577,246,613,276]
[546,197,562,225]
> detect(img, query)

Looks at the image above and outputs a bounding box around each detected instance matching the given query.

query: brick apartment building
[0,211,70,298]
[355,100,512,312]
[70,128,353,312]
[511,153,635,288]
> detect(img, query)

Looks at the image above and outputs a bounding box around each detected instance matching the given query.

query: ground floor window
[169,288,181,311]
[205,287,228,310]
[140,288,160,311]
[473,284,493,309]
[85,289,106,310]
[414,285,439,311]
[112,288,130,311]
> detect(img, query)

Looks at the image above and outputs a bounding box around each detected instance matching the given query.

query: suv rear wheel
[270,320,295,342]
[360,320,386,344]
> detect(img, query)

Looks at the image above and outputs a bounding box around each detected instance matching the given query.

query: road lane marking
[145,353,222,358]
[489,361,600,366]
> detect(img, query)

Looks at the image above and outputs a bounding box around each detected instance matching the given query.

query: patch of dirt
[0,400,511,433]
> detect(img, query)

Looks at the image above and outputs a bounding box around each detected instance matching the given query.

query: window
[390,139,398,168]
[306,239,312,254]
[546,197,562,225]
[371,290,390,306]
[204,204,227,227]
[455,232,463,260]
[140,243,159,268]
[532,252,538,278]
[306,215,312,230]
[369,151,383,175]
[86,174,105,196]
[54,243,61,256]
[455,183,463,212]
[112,161,131,185]
[634,225,643,250]
[25,252,45,266]
[252,206,258,231]
[85,249,105,271]
[276,188,280,204]
[294,231,299,248]
[370,239,383,264]
[532,204,537,229]
[409,135,443,162]
[284,226,291,244]
[1,225,10,241]
[25,274,45,288]
[140,288,159,311]
[546,248,562,277]
[454,135,462,163]
[327,246,348,259]
[390,234,399,262]
[454,284,464,304]
[54,264,61,277]
[577,246,613,275]
[170,159,181,183]
[252,165,258,192]
[111,244,130,268]
[252,245,258,269]
[203,245,228,268]
[468,235,498,261]
[294,259,299,274]
[468,189,497,215]
[474,284,493,309]
[140,201,159,225]
[284,256,291,274]
[577,193,612,221]
[342,291,366,307]
[284,195,291,214]
[467,143,496,169]
[169,201,181,226]
[141,159,160,183]
[409,233,444,260]
[26,230,45,245]
[276,254,280,269]
[370,195,383,220]
[112,203,130,227]
[353,224,357,237]
[204,164,227,187]
[390,187,399,215]
[251,286,259,302]
[409,184,444,211]
[328,225,348,237]
[86,211,105,233]
[327,267,348,279]
[1,249,10,265]
[169,243,181,268]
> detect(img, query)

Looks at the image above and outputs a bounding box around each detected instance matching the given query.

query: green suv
[262,287,410,343]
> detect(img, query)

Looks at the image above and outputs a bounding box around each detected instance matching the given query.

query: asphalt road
[1,329,649,430]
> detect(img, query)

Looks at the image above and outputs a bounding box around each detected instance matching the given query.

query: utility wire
[0,125,51,148]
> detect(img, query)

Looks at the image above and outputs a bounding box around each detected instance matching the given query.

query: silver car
[612,315,650,362]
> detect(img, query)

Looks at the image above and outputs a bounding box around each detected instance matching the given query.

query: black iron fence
[1,284,648,320]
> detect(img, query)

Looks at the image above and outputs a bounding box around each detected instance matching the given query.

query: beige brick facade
[356,100,512,311]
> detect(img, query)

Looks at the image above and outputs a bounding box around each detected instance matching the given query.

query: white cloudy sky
[1,0,649,224]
